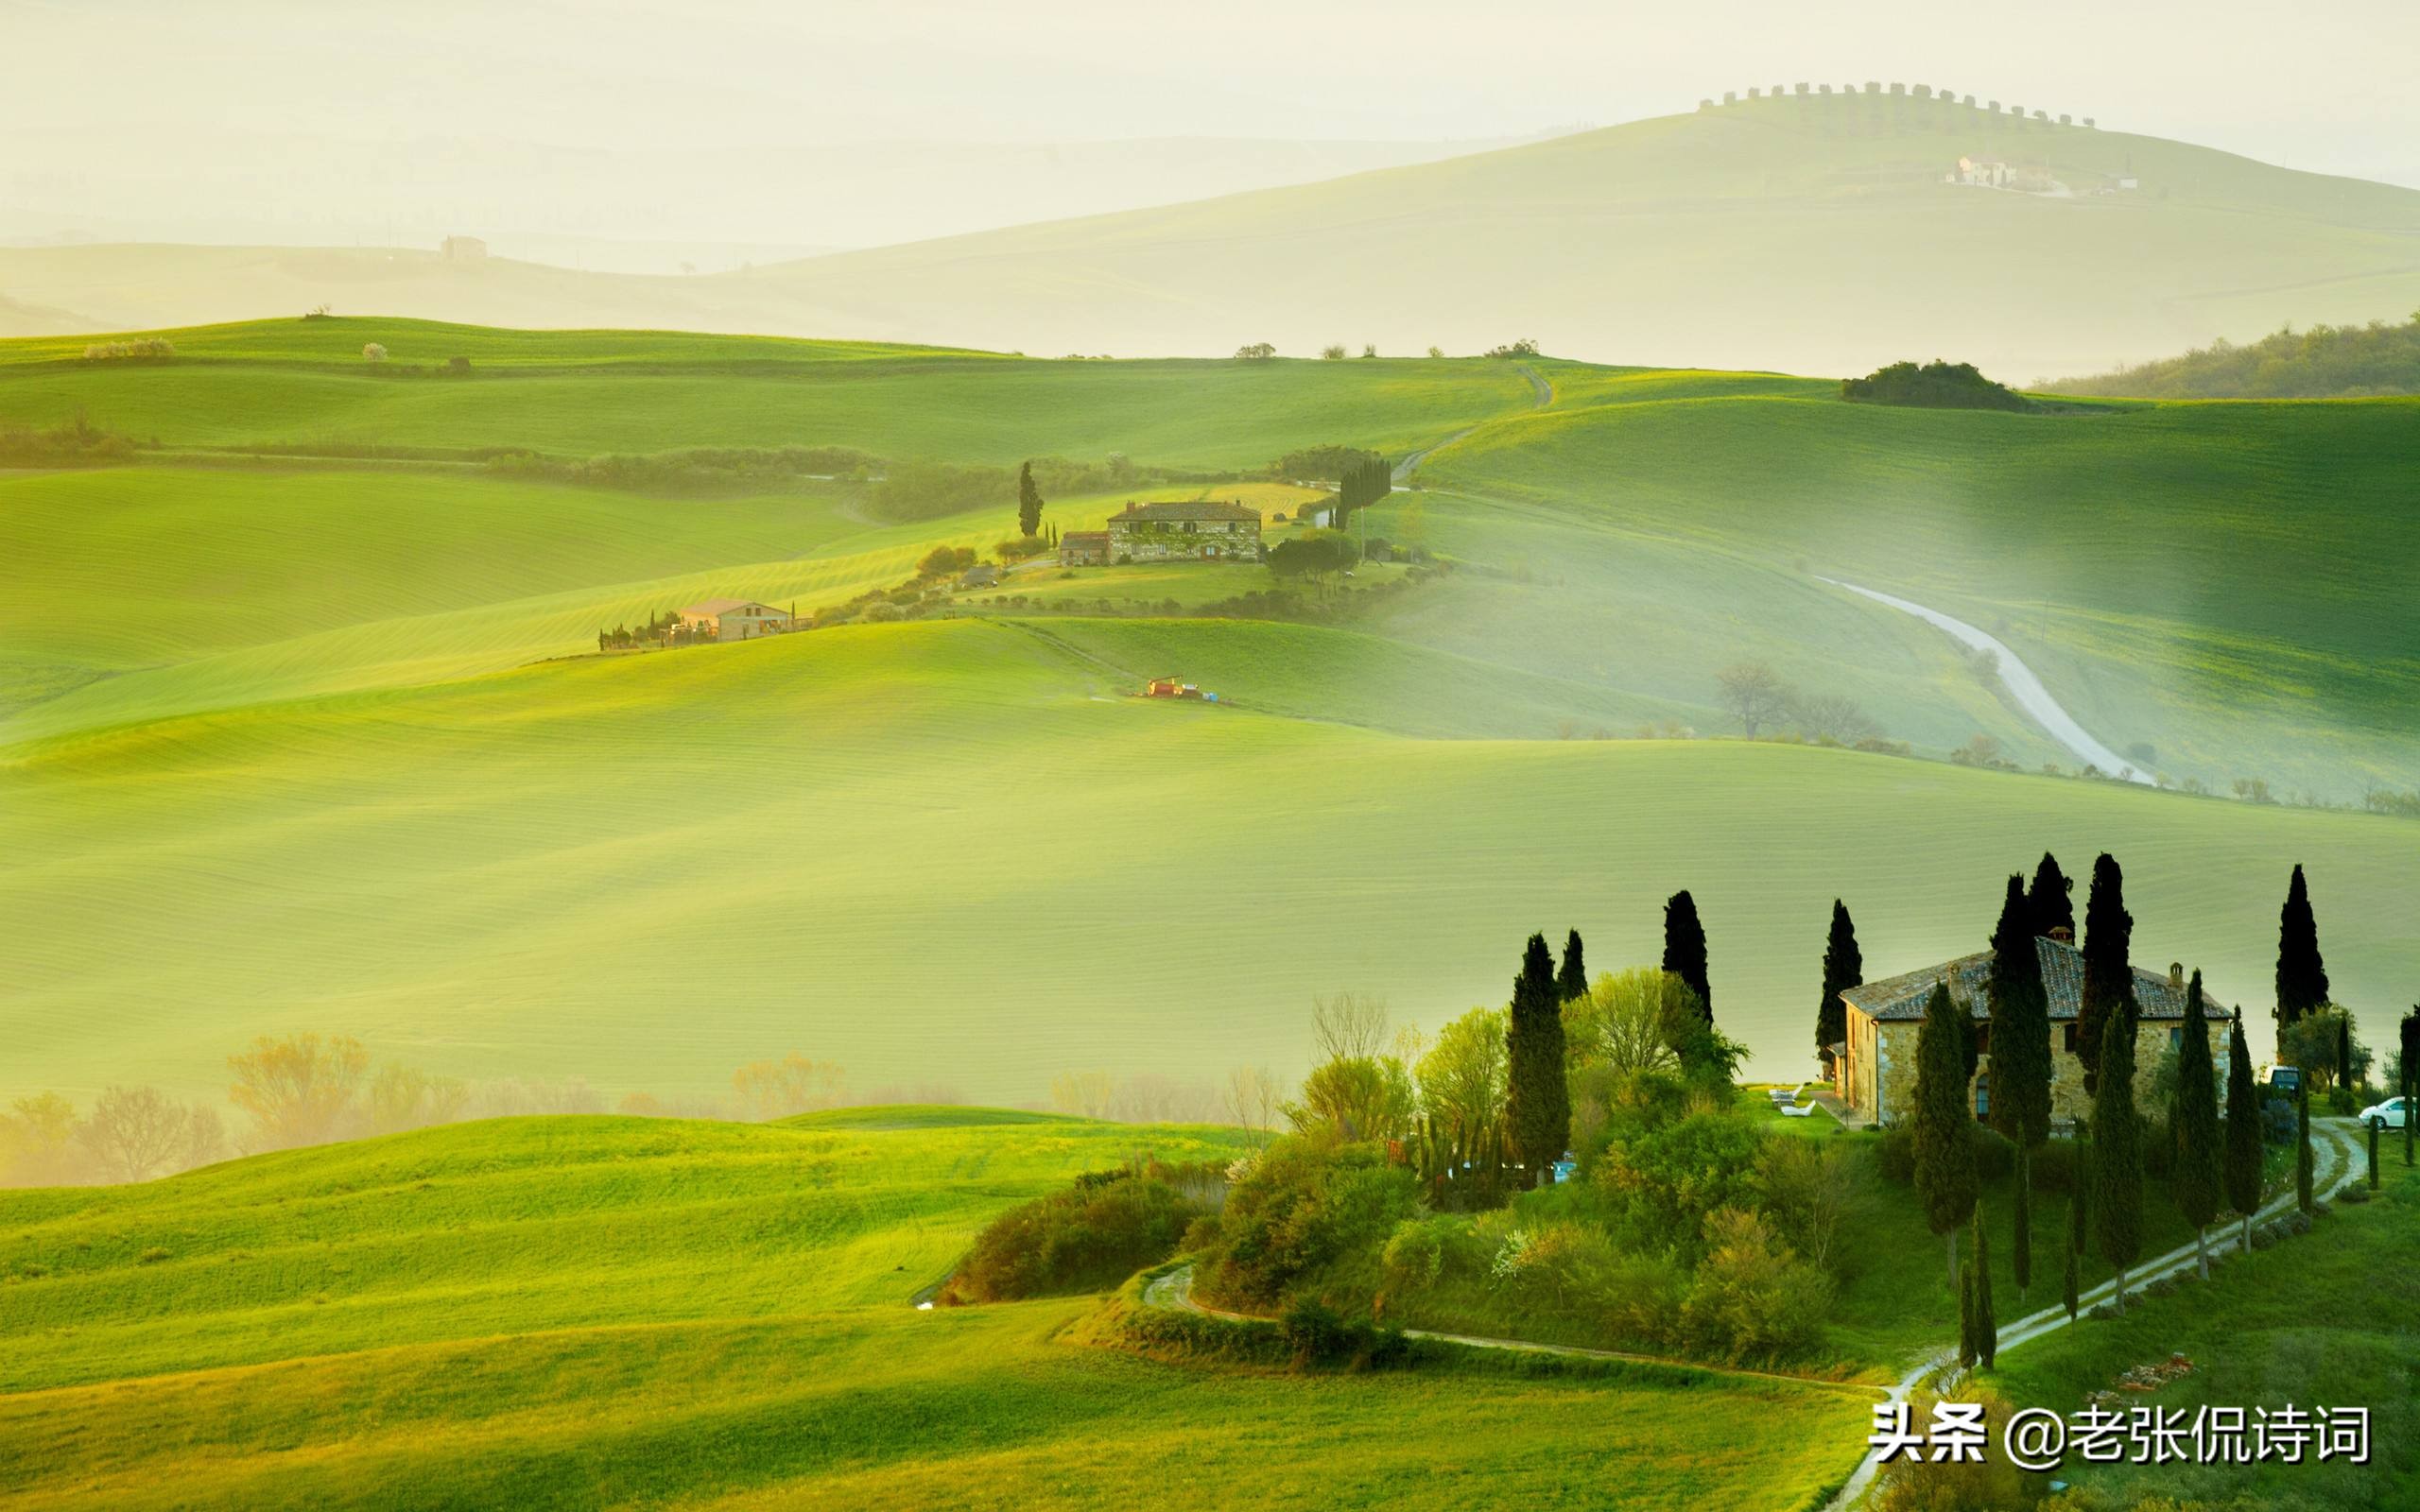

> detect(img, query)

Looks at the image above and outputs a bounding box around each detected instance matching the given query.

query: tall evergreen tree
[2273,864,2329,1036]
[1958,1255,1979,1369]
[2223,1013,2262,1253]
[1556,930,1587,1005]
[2172,971,2222,1280]
[2091,1008,2143,1308]
[1661,890,1712,1021]
[1815,900,1862,1073]
[1969,1204,1996,1369]
[2294,1082,2314,1215]
[1016,461,1044,538]
[2027,851,2074,939]
[1986,873,2052,1295]
[2062,1194,2081,1321]
[1504,934,1569,1190]
[1912,982,1980,1289]
[2076,853,2135,1095]
[2335,1013,2353,1091]
[2402,1008,2418,1168]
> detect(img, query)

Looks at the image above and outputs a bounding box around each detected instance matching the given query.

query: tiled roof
[681,597,782,615]
[1110,500,1261,523]
[1061,530,1110,543]
[1840,936,2220,1022]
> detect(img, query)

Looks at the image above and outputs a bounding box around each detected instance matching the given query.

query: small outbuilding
[1059,530,1111,566]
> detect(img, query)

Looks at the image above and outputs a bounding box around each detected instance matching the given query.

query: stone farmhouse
[1104,500,1263,563]
[674,598,794,642]
[1829,930,2221,1126]
[1058,530,1111,566]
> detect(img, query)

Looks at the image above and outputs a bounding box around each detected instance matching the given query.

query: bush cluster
[944,1160,1224,1303]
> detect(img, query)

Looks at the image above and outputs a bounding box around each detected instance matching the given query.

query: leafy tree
[1661,890,1712,1018]
[1320,343,1347,360]
[2076,853,2135,1095]
[1714,662,1792,737]
[1912,983,1979,1288]
[2335,1012,2353,1090]
[2172,971,2222,1279]
[1505,934,1570,1188]
[1556,930,1587,1004]
[2278,1006,2368,1092]
[1815,899,1861,1072]
[1016,460,1044,538]
[1414,1006,1508,1199]
[2026,852,2073,939]
[1562,968,1694,1077]
[2091,1008,2143,1307]
[1840,359,2033,411]
[1233,341,1276,361]
[1287,1056,1416,1143]
[227,1032,370,1149]
[2274,864,2329,1035]
[2223,1013,2262,1251]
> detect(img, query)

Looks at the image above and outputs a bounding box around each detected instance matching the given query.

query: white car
[2360,1096,2410,1130]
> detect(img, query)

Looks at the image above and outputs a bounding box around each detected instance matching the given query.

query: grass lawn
[1987,1140,2420,1507]
[0,1111,1869,1511]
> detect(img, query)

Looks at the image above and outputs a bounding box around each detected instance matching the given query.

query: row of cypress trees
[1914,851,2298,1372]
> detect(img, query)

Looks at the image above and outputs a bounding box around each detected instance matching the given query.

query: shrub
[1207,1139,1419,1305]
[1598,1108,1763,1254]
[945,1163,1218,1302]
[80,338,174,360]
[1676,1207,1831,1362]
[137,1247,171,1265]
[1871,1387,2039,1511]
[1280,1297,1405,1368]
[363,343,388,362]
[1841,359,2033,412]
[1380,1218,1444,1292]
[2029,1138,2082,1194]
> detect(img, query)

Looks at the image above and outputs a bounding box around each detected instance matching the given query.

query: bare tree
[1049,1071,1116,1119]
[1715,662,1793,738]
[1787,691,1877,744]
[730,1054,846,1121]
[1222,1066,1283,1139]
[1311,992,1390,1063]
[76,1086,189,1183]
[365,1064,471,1135]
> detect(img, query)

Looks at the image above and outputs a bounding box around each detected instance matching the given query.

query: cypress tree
[1970,1203,1996,1369]
[1504,934,1569,1189]
[2062,1203,2081,1321]
[2091,1009,2143,1308]
[2076,853,2135,1094]
[1016,461,1044,538]
[2369,1119,2380,1190]
[2027,851,2074,939]
[2223,1013,2262,1253]
[2070,1135,2091,1257]
[2294,1082,2313,1215]
[2172,971,2221,1280]
[2402,1008,2418,1168]
[1987,874,2051,1296]
[1815,899,1861,1073]
[1556,930,1587,1005]
[2274,864,2328,1035]
[2334,1013,2352,1092]
[1957,1259,1978,1369]
[1662,890,1712,1020]
[1912,982,1980,1289]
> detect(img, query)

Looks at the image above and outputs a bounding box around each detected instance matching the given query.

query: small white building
[441,235,489,263]
[1954,155,2013,188]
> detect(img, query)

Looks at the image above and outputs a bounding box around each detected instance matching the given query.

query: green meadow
[3,318,2419,1104]
[0,1111,1868,1510]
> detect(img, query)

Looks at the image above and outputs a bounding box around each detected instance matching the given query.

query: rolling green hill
[2045,310,2420,398]
[6,616,2416,1108]
[0,1111,1868,1510]
[11,94,2420,378]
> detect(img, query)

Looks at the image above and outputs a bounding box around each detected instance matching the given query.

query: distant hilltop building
[1105,500,1262,564]
[440,234,488,263]
[675,598,793,642]
[1698,83,2099,130]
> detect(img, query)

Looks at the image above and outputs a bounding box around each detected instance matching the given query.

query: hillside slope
[11,96,2420,377]
[6,618,2416,1105]
[0,1113,1864,1510]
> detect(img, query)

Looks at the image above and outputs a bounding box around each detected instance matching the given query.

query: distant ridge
[7,93,2420,377]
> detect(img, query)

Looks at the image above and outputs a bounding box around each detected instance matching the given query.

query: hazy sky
[8,0,2418,249]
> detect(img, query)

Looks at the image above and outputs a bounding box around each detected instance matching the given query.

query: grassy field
[1988,1143,2420,1507]
[6,616,2416,1108]
[0,317,1543,464]
[0,1110,1869,1510]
